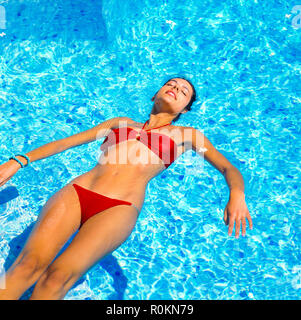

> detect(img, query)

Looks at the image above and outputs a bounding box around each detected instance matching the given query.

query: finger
[228,217,235,236]
[235,219,241,238]
[246,211,253,230]
[241,218,247,236]
[224,208,228,225]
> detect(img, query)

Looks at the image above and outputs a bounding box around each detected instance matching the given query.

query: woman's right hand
[0,160,22,187]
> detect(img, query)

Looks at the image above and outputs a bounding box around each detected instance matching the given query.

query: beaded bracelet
[9,154,31,168]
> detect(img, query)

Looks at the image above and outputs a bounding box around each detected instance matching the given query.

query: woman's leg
[29,204,140,300]
[0,183,82,300]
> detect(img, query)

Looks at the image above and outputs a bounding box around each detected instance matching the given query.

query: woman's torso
[71,118,190,208]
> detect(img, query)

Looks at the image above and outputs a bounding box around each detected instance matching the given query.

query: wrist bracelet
[9,156,24,168]
[9,154,31,168]
[15,154,30,167]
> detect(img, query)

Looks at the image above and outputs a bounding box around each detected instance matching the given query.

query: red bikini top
[100,120,177,168]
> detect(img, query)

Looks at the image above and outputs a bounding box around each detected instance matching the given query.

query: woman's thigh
[13,182,82,266]
[40,204,140,284]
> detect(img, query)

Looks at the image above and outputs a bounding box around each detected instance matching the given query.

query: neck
[147,108,175,128]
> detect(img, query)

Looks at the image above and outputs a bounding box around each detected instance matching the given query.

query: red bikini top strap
[142,120,172,131]
[142,120,148,130]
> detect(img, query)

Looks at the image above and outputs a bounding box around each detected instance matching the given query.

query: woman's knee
[35,266,77,293]
[12,253,47,278]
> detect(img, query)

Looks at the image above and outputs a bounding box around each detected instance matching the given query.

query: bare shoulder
[174,125,207,140]
[115,116,135,124]
[179,125,203,132]
[169,124,191,133]
[100,116,135,129]
[171,124,200,131]
[115,116,134,122]
[110,116,133,123]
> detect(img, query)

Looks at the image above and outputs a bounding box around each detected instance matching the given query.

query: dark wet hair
[161,76,197,122]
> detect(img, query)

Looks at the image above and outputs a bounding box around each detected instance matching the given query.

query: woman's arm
[188,127,253,238]
[13,116,130,166]
[0,117,130,187]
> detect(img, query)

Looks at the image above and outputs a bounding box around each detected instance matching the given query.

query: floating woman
[0,77,252,300]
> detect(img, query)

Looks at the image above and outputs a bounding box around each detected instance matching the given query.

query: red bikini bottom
[72,183,138,227]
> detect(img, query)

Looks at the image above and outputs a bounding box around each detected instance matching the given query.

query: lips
[166,90,176,100]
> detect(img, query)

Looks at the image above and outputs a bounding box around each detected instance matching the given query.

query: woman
[0,77,253,300]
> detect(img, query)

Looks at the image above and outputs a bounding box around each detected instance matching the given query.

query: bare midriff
[70,139,174,211]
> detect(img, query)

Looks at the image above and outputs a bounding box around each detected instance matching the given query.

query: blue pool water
[0,0,300,300]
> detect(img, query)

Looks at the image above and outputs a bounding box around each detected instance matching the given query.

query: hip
[66,166,147,211]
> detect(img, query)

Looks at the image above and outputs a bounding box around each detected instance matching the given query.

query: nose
[171,84,179,92]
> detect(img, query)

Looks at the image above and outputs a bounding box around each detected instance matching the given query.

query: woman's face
[151,78,194,115]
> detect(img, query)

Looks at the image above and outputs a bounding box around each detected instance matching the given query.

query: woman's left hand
[223,190,253,238]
